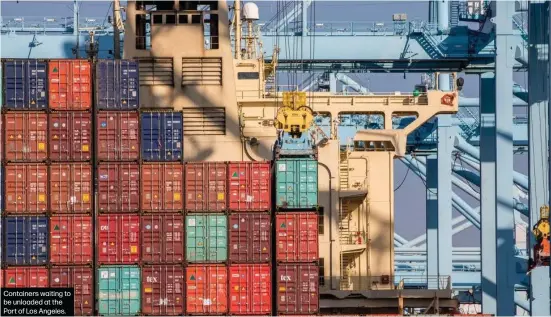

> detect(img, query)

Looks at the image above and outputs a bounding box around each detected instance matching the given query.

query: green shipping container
[186,214,228,262]
[276,158,318,209]
[97,266,141,316]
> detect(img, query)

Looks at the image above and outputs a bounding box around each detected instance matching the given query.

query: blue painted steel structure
[1,0,550,313]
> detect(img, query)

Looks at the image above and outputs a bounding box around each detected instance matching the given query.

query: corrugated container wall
[141,112,183,161]
[141,265,185,315]
[185,162,227,212]
[4,216,48,265]
[186,214,227,263]
[275,158,318,209]
[97,163,140,213]
[49,112,92,161]
[97,266,141,315]
[186,264,228,315]
[97,215,140,263]
[3,267,49,288]
[4,163,48,214]
[48,59,92,110]
[228,162,271,212]
[141,214,184,263]
[229,213,271,263]
[276,264,319,315]
[49,215,93,264]
[50,163,92,214]
[50,266,94,315]
[96,60,139,110]
[96,111,140,161]
[229,264,271,315]
[2,60,47,110]
[275,212,319,262]
[141,163,183,212]
[4,112,48,162]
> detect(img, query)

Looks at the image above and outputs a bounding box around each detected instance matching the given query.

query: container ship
[0,0,462,315]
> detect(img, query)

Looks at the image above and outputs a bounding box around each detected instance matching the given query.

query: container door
[27,216,48,265]
[162,113,183,161]
[186,215,206,262]
[276,160,296,208]
[207,215,227,262]
[120,267,141,315]
[141,113,161,161]
[4,217,26,265]
[298,159,318,208]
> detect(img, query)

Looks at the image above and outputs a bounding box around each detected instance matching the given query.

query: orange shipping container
[229,264,272,315]
[50,215,93,264]
[3,112,48,162]
[141,163,184,212]
[50,163,93,214]
[4,163,48,214]
[49,112,92,161]
[48,59,92,110]
[186,264,228,315]
[4,267,49,287]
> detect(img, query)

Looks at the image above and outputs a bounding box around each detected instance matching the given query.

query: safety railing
[319,275,451,291]
[1,16,111,34]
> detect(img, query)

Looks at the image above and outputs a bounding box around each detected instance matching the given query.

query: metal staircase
[339,151,350,190]
[450,1,460,27]
[339,252,353,289]
[454,107,480,140]
[512,13,528,46]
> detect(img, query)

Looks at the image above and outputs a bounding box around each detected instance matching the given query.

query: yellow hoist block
[533,205,550,240]
[275,92,314,136]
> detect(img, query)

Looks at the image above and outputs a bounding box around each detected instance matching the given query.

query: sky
[1,0,531,248]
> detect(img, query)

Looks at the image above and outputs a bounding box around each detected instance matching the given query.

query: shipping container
[50,163,93,214]
[97,266,141,315]
[4,163,48,214]
[4,112,48,162]
[50,266,94,315]
[228,162,271,212]
[229,264,271,315]
[97,215,140,264]
[186,264,228,315]
[97,163,140,213]
[96,111,140,161]
[49,112,92,161]
[141,112,183,161]
[4,216,48,265]
[96,60,140,110]
[141,265,185,315]
[276,264,319,315]
[275,212,319,262]
[275,158,318,209]
[185,162,227,212]
[141,163,183,212]
[186,214,227,263]
[142,214,184,263]
[3,267,49,288]
[48,59,92,110]
[228,213,271,263]
[50,215,93,264]
[2,59,47,110]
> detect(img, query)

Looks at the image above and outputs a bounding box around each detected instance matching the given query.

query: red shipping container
[185,162,227,212]
[49,112,92,161]
[142,214,184,263]
[4,163,48,214]
[141,163,184,212]
[142,265,185,315]
[229,213,271,263]
[228,162,271,212]
[3,112,48,162]
[98,214,140,263]
[50,266,94,315]
[96,111,140,161]
[186,264,228,315]
[276,212,319,262]
[50,163,93,214]
[229,264,271,315]
[50,215,93,264]
[276,264,319,315]
[4,267,49,287]
[48,59,92,110]
[97,163,140,213]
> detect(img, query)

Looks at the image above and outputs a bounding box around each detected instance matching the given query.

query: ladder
[339,201,352,244]
[339,151,350,190]
[340,253,352,289]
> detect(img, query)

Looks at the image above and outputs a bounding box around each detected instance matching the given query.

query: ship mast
[234,0,242,60]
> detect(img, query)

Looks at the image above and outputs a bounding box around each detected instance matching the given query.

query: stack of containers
[140,95,184,314]
[47,59,94,316]
[2,59,50,289]
[227,161,273,316]
[274,157,320,315]
[94,59,141,316]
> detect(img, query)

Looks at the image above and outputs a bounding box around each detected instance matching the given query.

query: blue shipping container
[96,60,140,110]
[3,60,48,109]
[141,112,183,161]
[4,216,49,265]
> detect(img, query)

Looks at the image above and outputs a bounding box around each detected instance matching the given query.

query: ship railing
[319,275,451,291]
[236,85,301,99]
[1,16,110,34]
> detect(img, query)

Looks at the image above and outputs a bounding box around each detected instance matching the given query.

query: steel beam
[426,156,439,278]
